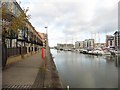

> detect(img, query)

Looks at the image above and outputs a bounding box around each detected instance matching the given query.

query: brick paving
[3,51,43,88]
[2,48,63,89]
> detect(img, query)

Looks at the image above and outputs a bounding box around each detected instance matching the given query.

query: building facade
[83,39,88,49]
[114,31,120,50]
[75,41,84,49]
[87,39,94,49]
[106,35,115,48]
[57,43,74,50]
[83,39,94,49]
[2,1,43,60]
[95,43,106,48]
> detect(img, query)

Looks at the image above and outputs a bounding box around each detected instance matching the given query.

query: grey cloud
[90,5,118,34]
[18,0,119,46]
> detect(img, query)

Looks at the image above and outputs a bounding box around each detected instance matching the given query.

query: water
[51,49,118,88]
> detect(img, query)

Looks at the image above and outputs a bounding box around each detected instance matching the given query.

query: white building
[83,39,95,49]
[88,39,94,49]
[57,43,74,50]
[83,39,88,49]
[75,41,84,49]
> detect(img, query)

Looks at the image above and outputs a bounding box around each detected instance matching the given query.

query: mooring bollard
[67,85,69,90]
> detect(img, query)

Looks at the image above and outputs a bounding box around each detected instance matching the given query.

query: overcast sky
[17,0,119,47]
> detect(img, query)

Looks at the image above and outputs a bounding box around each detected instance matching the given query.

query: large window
[5,39,10,48]
[110,40,112,46]
[18,30,22,39]
[17,41,22,47]
[11,39,17,48]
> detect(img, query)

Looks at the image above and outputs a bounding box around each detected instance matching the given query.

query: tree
[0,2,30,67]
[1,3,30,37]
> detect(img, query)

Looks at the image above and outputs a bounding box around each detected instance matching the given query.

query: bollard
[67,85,69,90]
[42,47,46,68]
[42,48,45,60]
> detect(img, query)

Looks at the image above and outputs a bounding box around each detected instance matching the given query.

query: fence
[2,46,37,67]
[7,47,27,58]
[2,47,27,67]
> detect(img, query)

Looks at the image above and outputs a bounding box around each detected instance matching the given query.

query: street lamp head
[45,27,48,35]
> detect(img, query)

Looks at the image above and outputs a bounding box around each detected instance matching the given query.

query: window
[110,40,112,46]
[12,39,17,48]
[5,39,10,48]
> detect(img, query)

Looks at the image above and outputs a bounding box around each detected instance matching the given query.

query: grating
[2,84,32,90]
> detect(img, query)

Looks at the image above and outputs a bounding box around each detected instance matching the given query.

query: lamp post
[45,27,48,35]
[45,27,48,57]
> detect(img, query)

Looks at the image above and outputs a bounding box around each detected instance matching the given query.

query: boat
[114,50,120,55]
[79,49,84,53]
[82,49,88,54]
[64,49,68,51]
[102,48,111,55]
[92,48,112,55]
[68,49,72,51]
[60,48,63,51]
[88,50,93,54]
[106,48,119,55]
[111,50,120,55]
[92,49,103,55]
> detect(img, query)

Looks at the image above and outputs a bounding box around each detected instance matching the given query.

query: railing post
[21,45,24,58]
[2,43,7,68]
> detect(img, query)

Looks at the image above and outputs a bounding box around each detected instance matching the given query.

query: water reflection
[115,55,120,67]
[51,50,118,88]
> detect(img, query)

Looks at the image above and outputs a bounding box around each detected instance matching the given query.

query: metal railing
[7,47,27,58]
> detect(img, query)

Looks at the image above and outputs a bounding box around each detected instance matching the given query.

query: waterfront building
[2,1,43,59]
[95,43,106,49]
[83,39,94,49]
[87,39,94,49]
[75,41,84,49]
[57,43,74,50]
[83,39,88,49]
[38,32,47,47]
[57,44,64,50]
[106,35,115,48]
[75,41,79,49]
[38,32,46,42]
[114,31,120,50]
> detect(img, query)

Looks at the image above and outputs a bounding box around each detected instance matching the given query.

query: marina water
[51,49,118,88]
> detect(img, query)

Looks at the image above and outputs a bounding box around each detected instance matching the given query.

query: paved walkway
[2,48,63,89]
[2,51,44,88]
